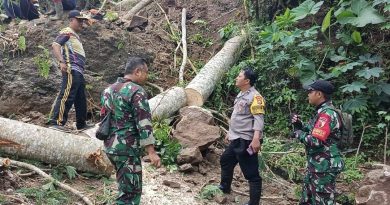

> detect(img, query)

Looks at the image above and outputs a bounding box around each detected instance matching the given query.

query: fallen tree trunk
[0,117,113,176]
[149,86,186,119]
[123,0,153,20]
[83,87,186,137]
[185,34,247,106]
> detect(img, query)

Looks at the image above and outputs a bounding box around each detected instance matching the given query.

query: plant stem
[384,125,388,164]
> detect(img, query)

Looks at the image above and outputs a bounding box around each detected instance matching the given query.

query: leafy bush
[34,45,52,79]
[153,120,181,168]
[17,186,70,205]
[199,185,223,199]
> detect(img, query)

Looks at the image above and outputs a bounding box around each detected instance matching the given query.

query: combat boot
[50,2,63,20]
[243,180,262,205]
[44,0,55,15]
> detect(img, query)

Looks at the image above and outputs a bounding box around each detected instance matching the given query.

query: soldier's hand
[149,152,161,168]
[290,113,303,129]
[291,130,303,139]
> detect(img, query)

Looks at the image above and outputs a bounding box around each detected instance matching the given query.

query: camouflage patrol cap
[303,80,335,95]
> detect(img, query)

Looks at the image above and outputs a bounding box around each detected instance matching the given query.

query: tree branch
[0,157,93,205]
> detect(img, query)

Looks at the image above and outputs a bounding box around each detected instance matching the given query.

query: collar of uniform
[237,86,255,98]
[117,77,132,83]
[317,100,333,113]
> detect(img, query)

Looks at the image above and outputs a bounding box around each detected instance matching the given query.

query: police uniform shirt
[228,86,265,141]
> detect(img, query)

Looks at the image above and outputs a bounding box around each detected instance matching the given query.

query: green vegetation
[33,45,52,79]
[104,11,119,22]
[17,35,26,52]
[199,185,223,199]
[205,1,389,196]
[153,120,181,171]
[17,186,70,205]
[51,165,77,181]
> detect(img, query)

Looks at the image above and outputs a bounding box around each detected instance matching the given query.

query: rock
[179,106,215,125]
[173,107,221,151]
[214,195,227,204]
[21,117,32,123]
[179,163,194,172]
[198,162,208,175]
[163,180,181,189]
[177,147,203,165]
[356,167,390,205]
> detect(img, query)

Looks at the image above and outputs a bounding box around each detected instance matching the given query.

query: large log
[185,35,247,106]
[0,117,113,176]
[149,86,186,119]
[83,87,186,137]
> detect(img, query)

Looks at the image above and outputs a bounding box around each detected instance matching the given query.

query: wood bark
[185,35,247,106]
[123,0,153,20]
[149,86,186,119]
[0,117,113,176]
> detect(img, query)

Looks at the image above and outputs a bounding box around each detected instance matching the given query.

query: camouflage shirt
[100,77,155,156]
[296,101,345,173]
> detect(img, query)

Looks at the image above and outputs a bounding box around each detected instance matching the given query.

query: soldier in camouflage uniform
[100,57,161,205]
[291,80,345,205]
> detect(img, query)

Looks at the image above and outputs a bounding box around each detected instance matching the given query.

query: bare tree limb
[179,8,187,85]
[123,0,153,20]
[146,82,164,93]
[0,157,93,205]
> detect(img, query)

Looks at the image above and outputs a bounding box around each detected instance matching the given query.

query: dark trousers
[3,0,39,20]
[220,138,262,205]
[49,70,86,129]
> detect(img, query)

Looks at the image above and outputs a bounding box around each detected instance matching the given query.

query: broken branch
[0,157,93,205]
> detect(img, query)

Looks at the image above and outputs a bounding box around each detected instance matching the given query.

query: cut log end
[185,88,203,106]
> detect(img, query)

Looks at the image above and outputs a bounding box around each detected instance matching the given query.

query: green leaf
[291,0,324,20]
[355,67,384,79]
[381,22,390,30]
[296,57,317,84]
[336,0,385,27]
[321,8,333,33]
[298,40,318,47]
[65,166,77,180]
[342,96,368,113]
[341,81,366,93]
[351,31,362,43]
[358,53,381,64]
[371,82,390,95]
[18,35,26,52]
[42,181,56,191]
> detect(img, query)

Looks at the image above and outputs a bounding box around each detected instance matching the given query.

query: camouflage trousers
[299,171,339,205]
[106,153,142,205]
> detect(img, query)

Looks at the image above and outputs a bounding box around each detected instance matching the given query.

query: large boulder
[355,165,390,205]
[172,106,220,151]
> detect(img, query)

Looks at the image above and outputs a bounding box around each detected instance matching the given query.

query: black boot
[244,180,262,205]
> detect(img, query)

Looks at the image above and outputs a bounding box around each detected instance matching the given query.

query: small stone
[179,163,194,172]
[163,180,181,189]
[21,117,32,122]
[214,195,227,204]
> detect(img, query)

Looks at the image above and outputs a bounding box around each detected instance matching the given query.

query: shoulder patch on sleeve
[250,94,265,115]
[311,113,331,141]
